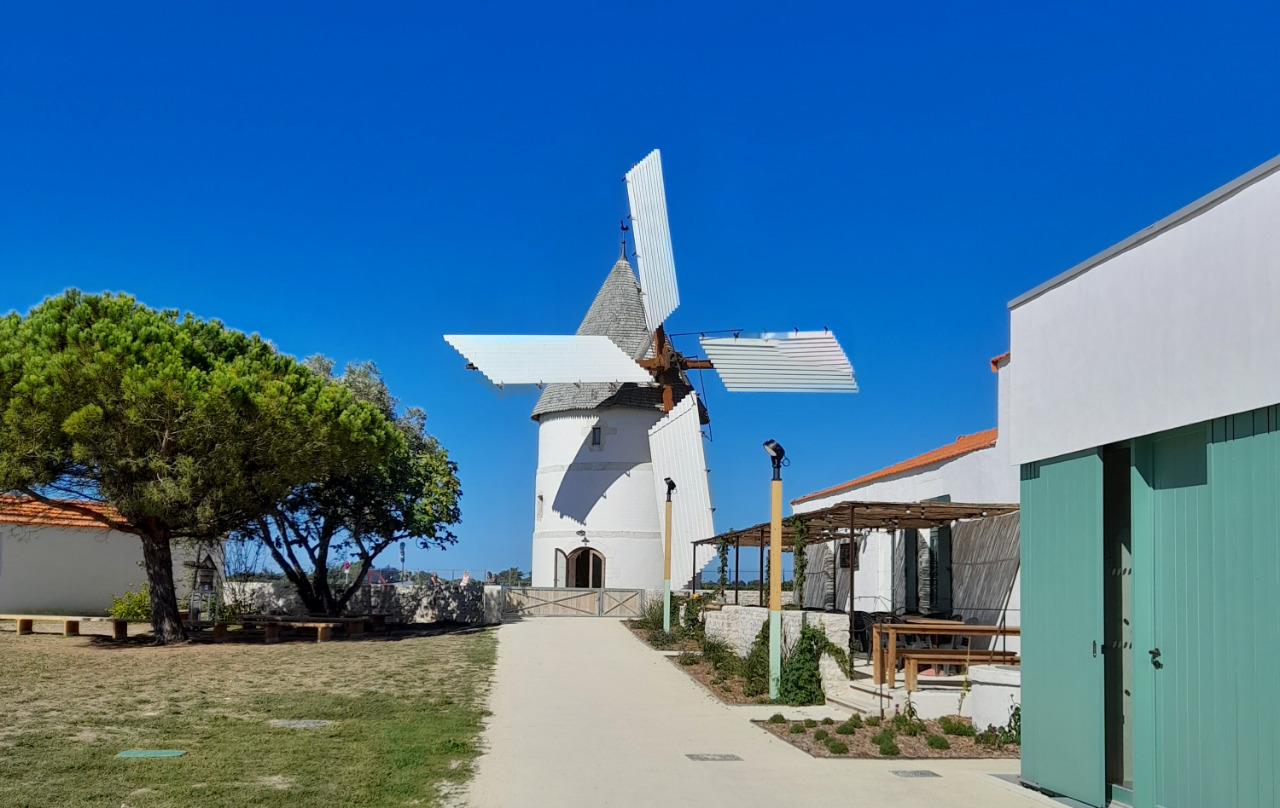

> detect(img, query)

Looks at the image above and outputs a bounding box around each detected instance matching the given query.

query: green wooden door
[1020,449,1105,806]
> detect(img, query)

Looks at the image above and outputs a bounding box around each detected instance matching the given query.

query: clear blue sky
[4,3,1279,577]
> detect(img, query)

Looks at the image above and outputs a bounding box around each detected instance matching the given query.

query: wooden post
[264,623,280,644]
[848,509,857,657]
[111,620,127,641]
[734,539,740,605]
[830,537,838,611]
[212,622,227,640]
[316,625,332,643]
[63,620,80,637]
[17,618,33,635]
[758,540,764,606]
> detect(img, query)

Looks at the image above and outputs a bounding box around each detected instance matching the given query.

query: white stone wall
[531,408,665,589]
[704,605,851,658]
[0,523,204,614]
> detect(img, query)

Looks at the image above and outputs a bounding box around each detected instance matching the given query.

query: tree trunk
[139,529,187,644]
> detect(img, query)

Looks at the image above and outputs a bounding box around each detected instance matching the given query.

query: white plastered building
[791,355,1021,644]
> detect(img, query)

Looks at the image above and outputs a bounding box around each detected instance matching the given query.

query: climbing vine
[715,534,730,601]
[786,516,809,608]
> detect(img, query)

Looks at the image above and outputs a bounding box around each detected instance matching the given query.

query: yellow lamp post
[662,476,676,633]
[763,439,785,700]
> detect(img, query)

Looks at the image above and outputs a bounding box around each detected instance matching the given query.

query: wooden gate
[503,587,645,618]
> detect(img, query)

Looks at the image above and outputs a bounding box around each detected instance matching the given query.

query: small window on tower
[591,426,602,446]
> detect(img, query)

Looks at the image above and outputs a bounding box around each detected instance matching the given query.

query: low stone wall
[224,580,500,625]
[703,605,850,657]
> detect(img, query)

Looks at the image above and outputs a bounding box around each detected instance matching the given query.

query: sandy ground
[466,618,1058,808]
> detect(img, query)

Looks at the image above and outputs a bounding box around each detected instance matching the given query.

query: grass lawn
[0,623,496,808]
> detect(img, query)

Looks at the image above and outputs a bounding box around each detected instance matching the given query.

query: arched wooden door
[566,547,605,588]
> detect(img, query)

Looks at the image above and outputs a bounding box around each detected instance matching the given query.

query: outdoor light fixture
[576,529,587,544]
[662,477,676,631]
[763,438,786,699]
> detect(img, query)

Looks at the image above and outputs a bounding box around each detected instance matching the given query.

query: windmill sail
[699,330,858,392]
[443,335,654,387]
[626,149,680,333]
[648,393,716,589]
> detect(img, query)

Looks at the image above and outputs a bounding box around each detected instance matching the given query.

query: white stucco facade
[0,523,201,614]
[1008,156,1280,465]
[530,407,665,589]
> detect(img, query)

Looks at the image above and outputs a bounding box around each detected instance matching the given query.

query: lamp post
[662,477,676,633]
[763,439,785,700]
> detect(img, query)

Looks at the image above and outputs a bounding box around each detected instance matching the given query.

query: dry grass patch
[0,624,496,807]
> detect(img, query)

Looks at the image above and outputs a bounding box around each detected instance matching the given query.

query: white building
[529,256,706,590]
[0,495,205,615]
[791,354,1021,640]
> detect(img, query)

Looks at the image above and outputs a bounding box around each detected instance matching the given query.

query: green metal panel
[1020,449,1105,806]
[1132,406,1280,808]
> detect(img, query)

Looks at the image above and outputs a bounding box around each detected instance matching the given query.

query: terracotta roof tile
[0,495,124,530]
[792,428,999,505]
[990,351,1010,372]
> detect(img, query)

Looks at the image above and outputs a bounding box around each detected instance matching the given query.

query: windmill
[444,150,857,595]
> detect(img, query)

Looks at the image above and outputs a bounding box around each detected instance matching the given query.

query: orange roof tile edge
[990,351,1010,372]
[0,495,124,530]
[792,428,999,505]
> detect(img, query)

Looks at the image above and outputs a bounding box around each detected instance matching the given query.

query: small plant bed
[754,710,1019,759]
[625,623,701,653]
[665,653,768,705]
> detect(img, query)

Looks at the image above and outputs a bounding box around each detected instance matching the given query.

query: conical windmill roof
[531,257,691,420]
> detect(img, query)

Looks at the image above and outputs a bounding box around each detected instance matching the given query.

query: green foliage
[870,728,895,746]
[892,699,927,737]
[778,625,834,706]
[938,716,976,737]
[877,739,901,756]
[927,734,951,750]
[0,291,400,643]
[715,535,730,597]
[767,713,786,724]
[813,729,829,741]
[215,597,249,623]
[635,598,667,632]
[646,630,677,650]
[788,722,805,734]
[243,358,462,617]
[682,594,703,637]
[976,705,1022,747]
[864,715,881,727]
[108,584,151,621]
[820,717,834,726]
[676,652,699,666]
[742,620,772,697]
[803,718,817,728]
[495,567,531,587]
[698,635,741,676]
[825,739,849,754]
[835,720,859,735]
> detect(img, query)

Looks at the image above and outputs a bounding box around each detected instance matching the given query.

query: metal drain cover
[686,754,742,761]
[892,770,941,778]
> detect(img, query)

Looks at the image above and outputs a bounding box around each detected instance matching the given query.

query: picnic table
[0,614,137,640]
[872,620,1020,688]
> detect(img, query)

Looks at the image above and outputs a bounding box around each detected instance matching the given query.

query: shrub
[768,713,787,724]
[108,584,150,621]
[892,699,927,737]
[820,717,834,726]
[699,635,741,676]
[813,729,829,741]
[927,734,951,750]
[877,739,901,756]
[803,718,817,728]
[835,721,859,735]
[789,722,806,734]
[825,739,849,754]
[635,598,666,632]
[844,714,864,729]
[216,597,248,623]
[870,728,895,746]
[676,652,699,666]
[864,715,881,727]
[778,625,834,706]
[938,716,976,737]
[682,594,703,637]
[742,621,772,697]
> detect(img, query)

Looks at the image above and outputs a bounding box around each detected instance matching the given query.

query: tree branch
[16,487,139,535]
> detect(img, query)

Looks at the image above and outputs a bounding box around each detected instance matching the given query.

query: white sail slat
[626,149,680,333]
[443,335,654,387]
[648,394,716,590]
[699,330,858,393]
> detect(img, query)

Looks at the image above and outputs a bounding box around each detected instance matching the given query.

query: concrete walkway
[466,618,1055,808]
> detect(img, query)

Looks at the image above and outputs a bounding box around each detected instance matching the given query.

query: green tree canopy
[0,291,400,643]
[238,358,462,616]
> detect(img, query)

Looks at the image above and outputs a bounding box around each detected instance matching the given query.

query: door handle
[1149,647,1162,668]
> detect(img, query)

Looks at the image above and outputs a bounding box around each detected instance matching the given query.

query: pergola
[693,500,1019,651]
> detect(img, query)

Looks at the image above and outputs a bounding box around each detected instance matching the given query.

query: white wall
[1009,160,1280,464]
[0,524,200,614]
[530,407,664,589]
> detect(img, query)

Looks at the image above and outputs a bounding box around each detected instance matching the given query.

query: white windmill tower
[445,150,857,593]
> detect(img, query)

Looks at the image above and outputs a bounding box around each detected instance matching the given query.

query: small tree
[241,359,462,616]
[0,292,398,643]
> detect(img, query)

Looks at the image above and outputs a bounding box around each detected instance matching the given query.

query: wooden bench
[241,617,364,643]
[0,614,131,640]
[901,649,1020,692]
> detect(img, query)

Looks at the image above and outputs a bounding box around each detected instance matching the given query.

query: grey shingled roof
[531,257,691,420]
